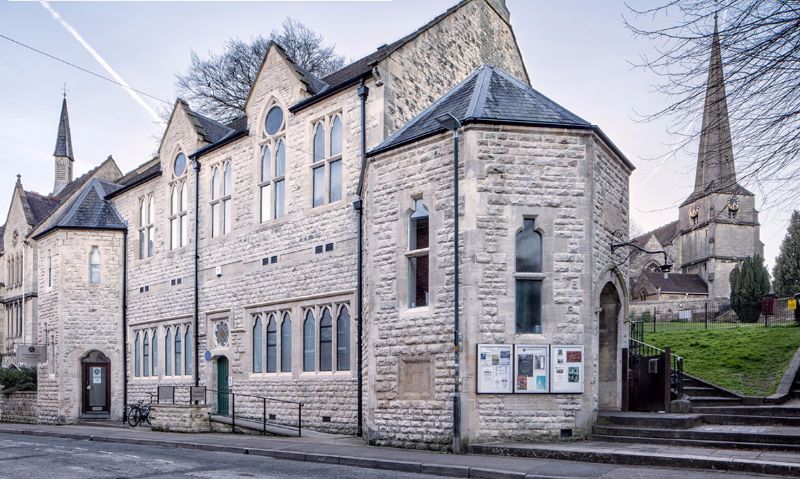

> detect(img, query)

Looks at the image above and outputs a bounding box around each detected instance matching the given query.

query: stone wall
[151,404,211,433]
[0,391,38,424]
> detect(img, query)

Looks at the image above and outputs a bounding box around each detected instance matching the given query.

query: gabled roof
[21,190,59,226]
[180,100,235,144]
[370,65,591,155]
[105,158,163,200]
[632,220,679,248]
[54,98,74,160]
[642,272,708,295]
[33,178,126,239]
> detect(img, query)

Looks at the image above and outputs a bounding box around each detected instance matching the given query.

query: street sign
[190,386,206,404]
[16,344,46,363]
[789,299,797,311]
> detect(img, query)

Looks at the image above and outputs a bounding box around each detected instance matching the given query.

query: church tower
[677,16,763,298]
[53,96,74,195]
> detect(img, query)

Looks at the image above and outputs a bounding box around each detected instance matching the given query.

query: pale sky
[0,0,790,271]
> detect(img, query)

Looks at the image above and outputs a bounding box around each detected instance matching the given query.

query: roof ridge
[465,65,493,119]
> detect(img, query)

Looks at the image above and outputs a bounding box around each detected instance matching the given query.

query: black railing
[629,338,685,399]
[156,385,303,437]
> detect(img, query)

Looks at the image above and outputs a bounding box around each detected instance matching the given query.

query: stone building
[629,18,763,303]
[1,0,635,448]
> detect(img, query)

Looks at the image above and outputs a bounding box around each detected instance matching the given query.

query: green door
[217,356,229,416]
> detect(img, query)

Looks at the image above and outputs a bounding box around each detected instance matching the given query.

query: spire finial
[62,83,68,100]
[16,174,22,185]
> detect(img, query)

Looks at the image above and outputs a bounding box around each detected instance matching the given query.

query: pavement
[0,422,793,479]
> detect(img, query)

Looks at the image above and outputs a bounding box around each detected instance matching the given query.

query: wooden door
[82,362,110,414]
[217,357,229,416]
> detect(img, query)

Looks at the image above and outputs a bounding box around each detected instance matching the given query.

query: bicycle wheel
[127,408,140,427]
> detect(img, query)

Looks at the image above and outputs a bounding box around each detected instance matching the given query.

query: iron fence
[629,296,799,333]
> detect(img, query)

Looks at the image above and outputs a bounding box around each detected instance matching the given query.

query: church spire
[692,14,737,196]
[53,94,74,195]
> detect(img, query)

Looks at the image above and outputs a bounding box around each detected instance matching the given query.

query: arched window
[211,167,220,238]
[143,331,150,377]
[138,196,154,259]
[152,329,159,376]
[319,308,332,371]
[89,246,101,284]
[259,104,286,223]
[169,180,189,250]
[303,310,315,372]
[175,325,182,376]
[134,332,141,377]
[515,218,543,334]
[165,327,173,376]
[185,326,192,376]
[267,314,277,373]
[253,315,263,373]
[281,313,292,372]
[639,289,648,301]
[645,262,661,273]
[311,115,344,208]
[337,306,350,371]
[407,199,429,308]
[47,251,52,288]
[210,162,232,237]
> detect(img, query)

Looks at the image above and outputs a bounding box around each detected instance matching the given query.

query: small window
[337,306,350,371]
[211,162,233,237]
[265,106,284,136]
[175,325,182,376]
[515,219,543,334]
[407,200,429,308]
[143,331,150,377]
[47,252,52,287]
[253,315,263,373]
[639,289,647,301]
[184,326,192,376]
[134,332,141,377]
[152,330,159,376]
[139,195,155,259]
[174,152,187,177]
[266,315,277,373]
[281,313,292,372]
[303,310,315,372]
[311,114,344,208]
[89,246,101,284]
[165,328,173,376]
[319,307,332,372]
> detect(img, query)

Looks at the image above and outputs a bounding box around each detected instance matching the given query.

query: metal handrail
[629,338,685,362]
[629,338,685,399]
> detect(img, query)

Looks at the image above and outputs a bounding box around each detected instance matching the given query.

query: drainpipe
[122,230,128,423]
[452,128,462,454]
[355,78,369,438]
[193,159,201,388]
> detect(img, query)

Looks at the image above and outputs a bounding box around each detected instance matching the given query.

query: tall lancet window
[515,219,543,334]
[138,195,154,259]
[170,153,189,250]
[407,199,429,308]
[311,114,343,208]
[89,246,101,284]
[259,104,286,221]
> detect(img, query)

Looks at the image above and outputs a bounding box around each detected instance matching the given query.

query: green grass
[644,325,800,397]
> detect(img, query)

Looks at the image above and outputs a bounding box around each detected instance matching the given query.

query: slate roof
[22,190,60,226]
[370,65,591,155]
[54,98,74,160]
[34,179,126,239]
[0,226,4,253]
[181,101,236,144]
[632,220,679,248]
[643,272,708,295]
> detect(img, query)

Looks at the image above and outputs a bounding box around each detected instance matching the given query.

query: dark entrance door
[627,353,667,412]
[81,351,110,414]
[217,356,229,416]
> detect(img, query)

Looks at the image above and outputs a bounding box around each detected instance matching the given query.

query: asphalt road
[0,433,437,479]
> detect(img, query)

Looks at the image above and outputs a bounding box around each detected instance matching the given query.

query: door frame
[81,361,111,414]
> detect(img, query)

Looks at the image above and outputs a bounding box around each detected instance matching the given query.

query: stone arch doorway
[81,350,110,415]
[598,282,621,410]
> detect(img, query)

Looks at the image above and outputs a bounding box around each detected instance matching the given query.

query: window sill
[306,199,346,216]
[298,370,352,379]
[400,306,432,318]
[255,214,290,231]
[514,332,547,341]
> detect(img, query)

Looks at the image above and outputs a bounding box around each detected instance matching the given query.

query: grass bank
[644,325,800,397]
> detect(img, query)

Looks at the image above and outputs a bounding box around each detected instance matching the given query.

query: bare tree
[176,18,345,123]
[625,1,800,208]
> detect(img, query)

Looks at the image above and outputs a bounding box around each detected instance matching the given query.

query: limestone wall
[151,404,210,433]
[0,391,37,424]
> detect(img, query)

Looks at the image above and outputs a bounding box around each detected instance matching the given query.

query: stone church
[1,0,635,449]
[630,18,763,304]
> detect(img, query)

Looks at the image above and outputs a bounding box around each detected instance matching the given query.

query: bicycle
[126,396,153,427]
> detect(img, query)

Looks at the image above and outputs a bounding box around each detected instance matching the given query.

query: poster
[476,344,513,393]
[550,345,584,393]
[514,345,549,393]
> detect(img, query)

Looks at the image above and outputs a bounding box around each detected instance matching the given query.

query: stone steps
[682,385,733,398]
[690,405,800,417]
[589,432,800,452]
[592,424,800,448]
[687,396,743,408]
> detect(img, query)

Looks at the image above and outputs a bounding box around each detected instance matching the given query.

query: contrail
[39,1,164,124]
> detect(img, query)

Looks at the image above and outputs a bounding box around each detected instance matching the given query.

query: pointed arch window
[312,114,343,208]
[407,199,429,308]
[175,325,182,376]
[319,307,333,371]
[259,104,286,222]
[89,246,101,284]
[303,310,315,372]
[170,162,189,250]
[184,325,192,376]
[253,315,263,373]
[138,195,155,259]
[134,332,141,377]
[515,218,544,334]
[210,162,232,237]
[47,251,52,288]
[336,306,350,371]
[266,314,278,373]
[164,327,173,376]
[143,331,150,377]
[152,329,159,376]
[281,313,292,372]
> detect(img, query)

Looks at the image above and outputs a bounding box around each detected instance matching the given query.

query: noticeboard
[190,386,207,404]
[476,344,513,394]
[513,345,549,393]
[550,345,584,393]
[16,344,46,363]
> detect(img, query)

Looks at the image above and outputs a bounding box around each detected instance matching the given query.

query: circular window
[174,153,187,177]
[265,106,284,136]
[214,321,230,347]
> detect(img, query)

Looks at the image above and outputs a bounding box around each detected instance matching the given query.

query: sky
[0,0,791,271]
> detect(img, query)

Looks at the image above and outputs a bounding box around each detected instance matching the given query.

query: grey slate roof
[644,272,708,295]
[632,220,679,248]
[22,190,60,226]
[54,98,74,160]
[370,65,590,155]
[0,226,4,253]
[38,178,126,236]
[182,103,236,144]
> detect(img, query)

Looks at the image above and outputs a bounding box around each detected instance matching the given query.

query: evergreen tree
[773,211,800,297]
[729,255,770,322]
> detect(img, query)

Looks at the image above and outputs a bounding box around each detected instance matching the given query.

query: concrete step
[689,396,743,408]
[596,412,700,429]
[589,433,800,452]
[691,405,800,417]
[701,414,800,427]
[682,386,736,398]
[592,424,800,446]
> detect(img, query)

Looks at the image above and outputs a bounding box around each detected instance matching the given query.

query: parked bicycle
[126,395,153,427]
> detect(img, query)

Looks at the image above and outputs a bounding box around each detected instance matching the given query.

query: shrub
[0,366,37,393]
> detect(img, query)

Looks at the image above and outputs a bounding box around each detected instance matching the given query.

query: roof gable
[33,178,125,239]
[244,42,328,112]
